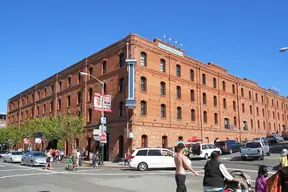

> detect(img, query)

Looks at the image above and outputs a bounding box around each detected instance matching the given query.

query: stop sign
[100,133,107,142]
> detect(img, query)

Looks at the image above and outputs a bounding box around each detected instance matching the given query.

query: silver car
[21,151,46,166]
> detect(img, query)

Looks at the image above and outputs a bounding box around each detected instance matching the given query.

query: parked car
[21,151,46,166]
[129,148,192,171]
[283,132,288,140]
[4,151,24,163]
[274,134,284,143]
[240,140,269,160]
[215,140,242,154]
[267,134,284,143]
[188,143,221,160]
[0,150,8,158]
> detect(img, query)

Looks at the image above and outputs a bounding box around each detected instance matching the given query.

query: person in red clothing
[124,152,129,165]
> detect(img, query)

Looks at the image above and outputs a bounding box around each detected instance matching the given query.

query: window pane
[148,150,162,156]
[136,150,148,156]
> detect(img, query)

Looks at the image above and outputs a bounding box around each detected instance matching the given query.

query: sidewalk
[82,160,129,168]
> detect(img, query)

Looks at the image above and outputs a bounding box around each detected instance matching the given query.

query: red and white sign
[94,93,112,112]
[100,133,107,143]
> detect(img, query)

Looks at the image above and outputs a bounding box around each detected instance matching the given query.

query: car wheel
[30,161,34,166]
[21,160,24,165]
[267,152,270,156]
[138,162,148,171]
[204,154,209,160]
[260,153,264,160]
[241,157,246,161]
[229,149,233,154]
[10,158,12,163]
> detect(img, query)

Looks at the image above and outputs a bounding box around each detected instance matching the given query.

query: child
[255,165,269,192]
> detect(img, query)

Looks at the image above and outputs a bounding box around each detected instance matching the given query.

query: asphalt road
[0,142,287,192]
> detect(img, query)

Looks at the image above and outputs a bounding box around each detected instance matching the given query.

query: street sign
[99,125,107,133]
[93,129,100,141]
[101,117,106,124]
[100,133,107,143]
[94,93,112,112]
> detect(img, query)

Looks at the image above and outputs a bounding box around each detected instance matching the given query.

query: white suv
[188,143,222,160]
[129,148,192,171]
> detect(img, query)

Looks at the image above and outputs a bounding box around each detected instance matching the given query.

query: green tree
[0,127,9,145]
[39,117,62,142]
[7,125,22,149]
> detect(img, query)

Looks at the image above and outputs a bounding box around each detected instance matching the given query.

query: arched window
[119,78,124,92]
[261,95,264,103]
[258,120,260,129]
[88,88,93,101]
[242,103,245,113]
[160,59,166,72]
[119,102,124,117]
[232,84,235,94]
[140,52,147,66]
[67,96,71,107]
[162,136,168,148]
[77,92,81,104]
[256,107,259,116]
[89,67,93,77]
[255,93,258,101]
[269,123,271,131]
[104,83,107,94]
[203,93,207,104]
[213,96,217,107]
[223,98,227,109]
[141,135,148,148]
[190,89,195,102]
[214,113,218,124]
[250,119,253,130]
[191,109,195,121]
[140,76,147,92]
[176,64,181,77]
[58,81,62,91]
[263,122,266,130]
[161,104,166,118]
[202,74,206,85]
[141,100,147,116]
[190,70,194,81]
[222,81,226,91]
[249,91,251,99]
[203,111,207,123]
[241,88,244,97]
[160,82,166,96]
[272,99,274,106]
[233,101,236,111]
[250,105,253,114]
[119,53,125,68]
[234,116,237,126]
[78,72,82,83]
[176,86,181,99]
[177,107,182,120]
[102,60,107,74]
[57,99,61,110]
[213,78,217,88]
[88,108,92,122]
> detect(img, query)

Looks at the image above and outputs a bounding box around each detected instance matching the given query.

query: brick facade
[7,34,288,161]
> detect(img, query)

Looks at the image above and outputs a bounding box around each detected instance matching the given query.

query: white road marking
[0,168,31,172]
[0,165,4,167]
[192,166,276,174]
[0,172,56,179]
[1,162,57,173]
[76,169,103,172]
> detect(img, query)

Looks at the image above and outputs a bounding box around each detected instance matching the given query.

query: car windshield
[246,142,261,148]
[12,152,23,155]
[32,152,45,157]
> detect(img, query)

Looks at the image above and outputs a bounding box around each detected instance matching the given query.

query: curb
[81,162,128,169]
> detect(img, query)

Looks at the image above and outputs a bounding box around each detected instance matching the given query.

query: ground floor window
[162,136,167,148]
[141,135,148,148]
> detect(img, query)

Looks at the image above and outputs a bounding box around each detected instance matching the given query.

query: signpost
[93,129,100,141]
[100,133,107,144]
[101,117,106,124]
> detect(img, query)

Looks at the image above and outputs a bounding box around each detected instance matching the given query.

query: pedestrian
[45,152,51,170]
[60,149,64,163]
[124,151,129,165]
[92,151,99,168]
[77,149,80,167]
[55,149,60,163]
[255,165,269,192]
[203,151,236,192]
[279,149,288,170]
[174,143,199,192]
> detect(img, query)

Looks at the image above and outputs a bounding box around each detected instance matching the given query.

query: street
[0,142,286,192]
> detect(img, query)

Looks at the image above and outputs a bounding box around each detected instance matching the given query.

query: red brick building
[6,34,288,161]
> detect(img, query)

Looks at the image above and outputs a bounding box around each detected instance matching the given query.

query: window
[273,111,275,119]
[50,101,53,112]
[78,72,81,83]
[202,74,206,85]
[261,95,264,103]
[141,100,147,116]
[161,104,166,118]
[224,118,230,129]
[214,113,218,124]
[137,150,147,156]
[242,103,245,113]
[255,93,258,101]
[203,93,207,104]
[119,78,124,92]
[148,149,161,156]
[177,107,182,120]
[278,113,280,120]
[203,111,207,123]
[67,96,71,107]
[232,84,235,94]
[50,85,54,95]
[272,99,274,106]
[190,70,194,81]
[234,116,237,126]
[222,81,226,91]
[190,89,195,102]
[32,94,35,102]
[89,67,93,79]
[258,120,260,129]
[88,108,92,122]
[263,122,266,130]
[269,123,271,130]
[43,104,46,114]
[88,88,93,101]
[57,99,61,110]
[140,52,147,66]
[104,83,107,94]
[191,109,195,121]
[162,136,168,148]
[44,88,47,97]
[277,101,279,108]
[160,82,166,96]
[283,114,284,121]
[262,109,265,117]
[213,78,217,88]
[26,96,29,104]
[160,59,166,72]
[58,81,62,91]
[140,77,147,92]
[249,91,251,99]
[102,60,107,74]
[119,53,125,68]
[77,92,81,104]
[233,101,236,111]
[31,108,34,118]
[176,86,181,99]
[176,64,181,77]
[119,102,124,117]
[256,107,259,116]
[250,120,253,130]
[141,135,148,148]
[241,88,244,97]
[68,76,71,87]
[223,98,227,109]
[213,96,217,107]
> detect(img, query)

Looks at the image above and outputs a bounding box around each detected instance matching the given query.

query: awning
[187,136,201,142]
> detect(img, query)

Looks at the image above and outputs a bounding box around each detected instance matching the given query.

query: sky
[0,0,288,113]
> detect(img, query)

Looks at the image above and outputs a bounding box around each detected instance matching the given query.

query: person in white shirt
[76,149,80,167]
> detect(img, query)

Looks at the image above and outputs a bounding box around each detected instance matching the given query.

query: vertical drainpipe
[54,74,58,117]
[169,54,172,126]
[264,92,268,136]
[83,58,88,123]
[198,66,203,142]
[236,82,241,141]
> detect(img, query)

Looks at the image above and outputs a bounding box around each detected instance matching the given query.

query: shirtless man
[174,143,199,192]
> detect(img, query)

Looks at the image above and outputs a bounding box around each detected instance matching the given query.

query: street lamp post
[279,47,288,52]
[80,72,105,164]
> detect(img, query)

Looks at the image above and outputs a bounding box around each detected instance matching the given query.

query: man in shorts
[174,143,199,192]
